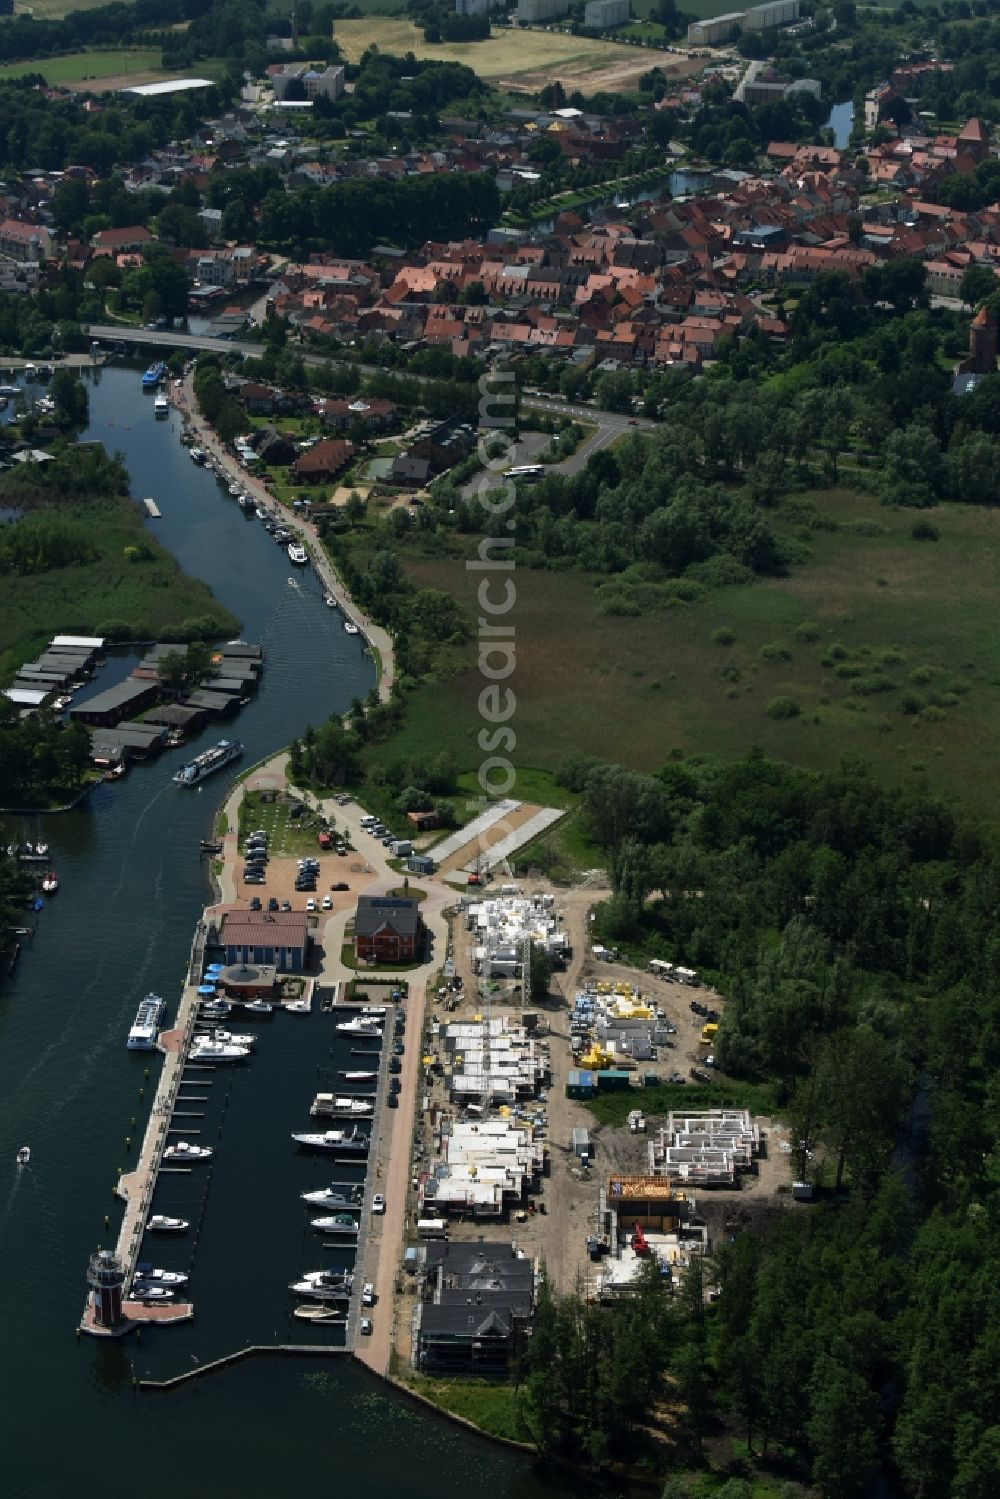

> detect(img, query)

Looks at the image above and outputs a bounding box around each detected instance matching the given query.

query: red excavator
[632,1222,651,1257]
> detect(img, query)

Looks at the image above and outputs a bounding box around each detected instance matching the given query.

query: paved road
[87,323,656,459]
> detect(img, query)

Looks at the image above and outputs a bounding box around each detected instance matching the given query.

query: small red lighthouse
[87,1248,125,1330]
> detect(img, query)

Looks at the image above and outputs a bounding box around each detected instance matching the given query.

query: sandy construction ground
[334,18,703,91]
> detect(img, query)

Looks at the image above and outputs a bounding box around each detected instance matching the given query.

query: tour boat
[287,543,308,567]
[153,394,169,418]
[163,1141,213,1162]
[127,993,166,1051]
[133,1264,188,1287]
[16,1146,30,1167]
[40,871,58,894]
[173,739,243,787]
[342,1071,377,1082]
[312,1213,359,1235]
[142,361,167,389]
[291,1127,369,1153]
[301,1187,361,1210]
[147,1215,189,1233]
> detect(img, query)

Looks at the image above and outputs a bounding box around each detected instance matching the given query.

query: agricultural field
[362,489,1000,820]
[13,0,118,17]
[332,17,703,91]
[0,49,163,85]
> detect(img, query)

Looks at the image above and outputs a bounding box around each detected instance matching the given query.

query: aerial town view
[1,0,1000,1493]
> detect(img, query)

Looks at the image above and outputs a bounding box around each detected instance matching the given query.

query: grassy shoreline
[0,492,239,682]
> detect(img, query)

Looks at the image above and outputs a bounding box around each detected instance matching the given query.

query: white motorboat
[343,619,359,635]
[133,1265,188,1287]
[189,1038,250,1063]
[196,1028,256,1048]
[310,1094,374,1118]
[239,999,273,1015]
[147,1215,189,1233]
[127,993,166,1051]
[41,871,59,894]
[228,483,241,497]
[131,1284,174,1300]
[341,1071,377,1082]
[16,1146,30,1167]
[163,1141,213,1162]
[312,1213,359,1235]
[197,1001,232,1025]
[300,1269,353,1287]
[293,1304,345,1322]
[301,1187,362,1210]
[289,1278,352,1302]
[335,1017,383,1036]
[153,394,169,418]
[291,1127,368,1153]
[323,594,336,609]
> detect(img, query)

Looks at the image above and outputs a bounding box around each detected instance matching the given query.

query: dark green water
[0,370,555,1499]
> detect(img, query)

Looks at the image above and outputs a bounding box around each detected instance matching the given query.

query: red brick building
[354,896,423,964]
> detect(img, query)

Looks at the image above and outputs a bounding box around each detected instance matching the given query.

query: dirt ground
[497,51,704,95]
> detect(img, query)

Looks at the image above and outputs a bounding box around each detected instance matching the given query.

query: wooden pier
[137,1342,347,1391]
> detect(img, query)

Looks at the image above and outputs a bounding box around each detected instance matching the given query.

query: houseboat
[126,993,166,1051]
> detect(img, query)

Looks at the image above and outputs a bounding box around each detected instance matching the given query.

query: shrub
[711,626,736,646]
[911,520,940,541]
[909,666,934,685]
[835,663,864,679]
[900,691,925,715]
[759,642,792,663]
[829,642,849,661]
[920,704,947,722]
[851,676,899,695]
[879,648,906,667]
[949,677,972,695]
[794,620,820,642]
[720,663,741,683]
[766,696,801,719]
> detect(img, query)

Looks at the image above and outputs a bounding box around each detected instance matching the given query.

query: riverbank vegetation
[0,445,238,679]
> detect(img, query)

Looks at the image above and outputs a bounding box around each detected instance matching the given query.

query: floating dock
[143,497,161,518]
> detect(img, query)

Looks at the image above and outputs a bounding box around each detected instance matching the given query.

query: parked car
[321,895,333,910]
[359,1317,373,1336]
[267,897,279,912]
[386,1094,398,1108]
[306,898,316,912]
[389,1059,402,1075]
[331,882,349,891]
[393,1041,404,1056]
[372,1194,386,1214]
[280,900,291,912]
[361,1282,375,1306]
[249,896,262,911]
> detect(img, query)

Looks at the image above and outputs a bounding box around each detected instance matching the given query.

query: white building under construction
[648,1110,762,1188]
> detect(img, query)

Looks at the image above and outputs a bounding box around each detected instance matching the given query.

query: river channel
[0,368,559,1499]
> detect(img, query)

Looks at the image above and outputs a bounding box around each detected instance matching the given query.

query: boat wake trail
[105,782,169,907]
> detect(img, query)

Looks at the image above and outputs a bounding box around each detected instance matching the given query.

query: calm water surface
[0,369,558,1498]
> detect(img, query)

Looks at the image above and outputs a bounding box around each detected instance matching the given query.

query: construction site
[394,875,794,1339]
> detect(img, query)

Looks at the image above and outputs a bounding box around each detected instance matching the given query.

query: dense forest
[518,748,1000,1495]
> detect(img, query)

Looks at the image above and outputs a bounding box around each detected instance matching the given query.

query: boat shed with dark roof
[69,677,160,726]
